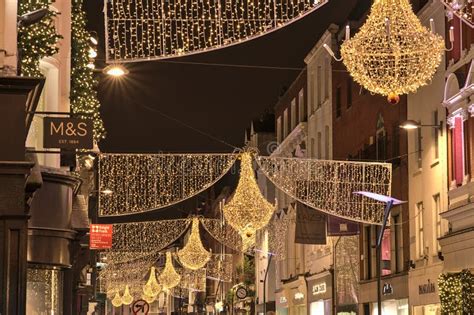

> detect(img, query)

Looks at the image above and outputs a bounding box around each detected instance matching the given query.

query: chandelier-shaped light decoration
[105,0,329,62]
[223,152,274,238]
[121,285,134,305]
[111,291,123,307]
[177,218,211,270]
[143,267,162,297]
[340,0,445,99]
[159,252,181,289]
[142,293,157,304]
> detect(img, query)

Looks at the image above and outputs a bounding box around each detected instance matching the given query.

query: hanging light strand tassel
[177,218,211,270]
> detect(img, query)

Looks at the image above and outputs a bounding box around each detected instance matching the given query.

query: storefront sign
[382,283,393,295]
[418,279,436,295]
[90,224,113,249]
[312,282,327,295]
[43,117,93,149]
[327,215,359,236]
[279,296,288,304]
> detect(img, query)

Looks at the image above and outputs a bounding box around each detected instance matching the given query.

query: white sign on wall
[312,283,327,295]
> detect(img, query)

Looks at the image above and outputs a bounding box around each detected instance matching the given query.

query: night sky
[85,0,361,153]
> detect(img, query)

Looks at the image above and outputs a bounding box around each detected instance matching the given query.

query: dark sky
[85,0,361,153]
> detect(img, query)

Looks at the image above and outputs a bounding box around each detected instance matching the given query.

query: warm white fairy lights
[99,153,237,216]
[111,292,123,307]
[104,0,328,62]
[200,218,244,252]
[442,0,473,28]
[143,267,162,297]
[223,152,275,240]
[111,219,191,251]
[121,285,134,305]
[257,157,392,224]
[177,218,212,270]
[339,0,445,98]
[159,252,181,290]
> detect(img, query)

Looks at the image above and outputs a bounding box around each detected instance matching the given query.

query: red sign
[132,300,150,315]
[90,224,113,249]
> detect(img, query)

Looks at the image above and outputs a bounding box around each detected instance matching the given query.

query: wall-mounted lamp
[399,120,444,136]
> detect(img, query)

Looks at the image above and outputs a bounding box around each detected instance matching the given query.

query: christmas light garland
[98,153,238,216]
[256,156,392,224]
[442,0,473,28]
[340,0,445,98]
[17,0,62,77]
[438,269,474,313]
[105,0,328,62]
[71,0,105,141]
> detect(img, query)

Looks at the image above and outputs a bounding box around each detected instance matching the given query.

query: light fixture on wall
[399,120,444,135]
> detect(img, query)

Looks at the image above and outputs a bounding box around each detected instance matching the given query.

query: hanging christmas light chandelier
[177,218,211,270]
[111,291,123,307]
[142,293,157,304]
[159,252,181,290]
[223,152,274,239]
[121,285,134,305]
[143,267,162,297]
[327,0,448,102]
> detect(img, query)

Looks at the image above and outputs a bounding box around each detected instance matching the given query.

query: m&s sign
[43,117,93,149]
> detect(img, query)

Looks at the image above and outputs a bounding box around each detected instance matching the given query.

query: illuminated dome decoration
[223,152,274,237]
[159,252,181,289]
[105,0,328,62]
[340,0,445,97]
[121,285,134,305]
[177,218,211,270]
[111,292,123,307]
[143,267,162,297]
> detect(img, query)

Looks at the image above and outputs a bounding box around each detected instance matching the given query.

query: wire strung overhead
[105,0,329,62]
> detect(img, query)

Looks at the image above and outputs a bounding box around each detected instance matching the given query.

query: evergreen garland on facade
[438,269,474,314]
[17,0,61,77]
[71,0,105,141]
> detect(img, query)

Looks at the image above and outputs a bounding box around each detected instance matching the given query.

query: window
[298,89,305,122]
[433,110,439,159]
[336,86,342,118]
[365,226,373,279]
[317,132,322,159]
[317,65,322,108]
[452,116,465,185]
[376,128,386,161]
[277,117,282,143]
[433,194,442,252]
[283,109,289,138]
[325,125,330,159]
[417,202,425,258]
[393,214,403,272]
[311,138,315,158]
[324,58,330,100]
[380,228,391,275]
[291,99,296,130]
[415,124,422,169]
[347,77,352,108]
[310,72,315,114]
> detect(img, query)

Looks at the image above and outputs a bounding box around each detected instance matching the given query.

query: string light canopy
[330,0,446,102]
[442,0,473,28]
[256,156,392,224]
[177,218,212,270]
[105,0,328,62]
[223,152,275,240]
[159,252,181,290]
[143,267,162,297]
[99,154,237,216]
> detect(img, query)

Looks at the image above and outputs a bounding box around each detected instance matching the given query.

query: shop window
[336,86,342,118]
[417,202,425,258]
[26,268,63,314]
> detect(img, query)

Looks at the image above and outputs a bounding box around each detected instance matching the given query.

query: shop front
[283,276,307,315]
[307,272,332,315]
[409,265,442,315]
[359,274,409,315]
[275,289,289,315]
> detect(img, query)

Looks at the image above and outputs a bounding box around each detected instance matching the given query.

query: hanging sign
[236,286,248,300]
[132,300,150,315]
[295,203,327,244]
[43,117,93,149]
[89,224,113,249]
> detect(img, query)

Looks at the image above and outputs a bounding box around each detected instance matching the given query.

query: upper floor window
[317,65,323,108]
[380,228,391,276]
[283,109,289,138]
[291,99,297,130]
[452,115,465,185]
[433,110,439,160]
[347,77,352,108]
[311,138,315,158]
[324,57,330,100]
[317,132,322,159]
[325,125,330,159]
[416,202,425,258]
[298,89,305,122]
[277,116,282,143]
[336,86,342,118]
[376,115,386,160]
[310,72,315,114]
[433,194,443,252]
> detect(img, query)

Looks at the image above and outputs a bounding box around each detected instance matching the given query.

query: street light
[102,64,129,77]
[353,192,406,315]
[399,120,444,135]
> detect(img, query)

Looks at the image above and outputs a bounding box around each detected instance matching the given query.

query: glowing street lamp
[399,120,444,135]
[103,64,129,77]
